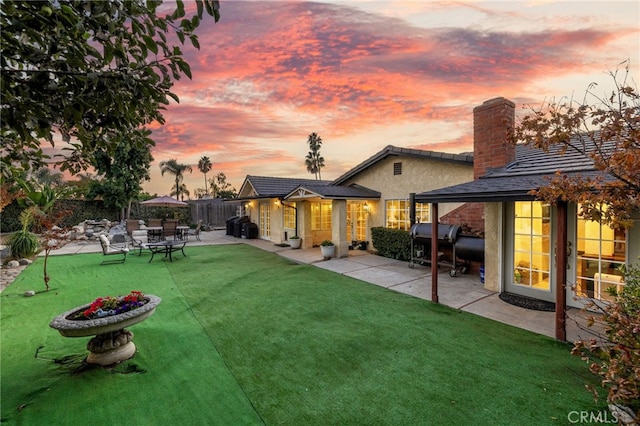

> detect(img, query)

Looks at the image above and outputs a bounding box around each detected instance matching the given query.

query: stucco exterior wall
[342,156,474,229]
[483,202,502,292]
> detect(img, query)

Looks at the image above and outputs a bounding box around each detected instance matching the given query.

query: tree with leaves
[87,129,153,218]
[510,61,639,229]
[210,172,237,199]
[160,159,192,200]
[198,156,213,196]
[305,132,325,180]
[0,0,220,179]
[511,61,639,418]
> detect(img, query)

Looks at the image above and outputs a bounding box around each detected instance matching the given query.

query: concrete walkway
[6,229,598,342]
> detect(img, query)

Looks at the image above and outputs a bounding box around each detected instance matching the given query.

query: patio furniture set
[100,219,202,265]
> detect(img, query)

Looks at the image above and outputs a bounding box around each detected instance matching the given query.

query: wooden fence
[189,199,242,229]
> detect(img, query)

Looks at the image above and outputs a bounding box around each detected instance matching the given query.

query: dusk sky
[144,0,640,197]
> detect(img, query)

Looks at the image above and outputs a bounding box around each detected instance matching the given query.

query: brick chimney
[473,97,516,180]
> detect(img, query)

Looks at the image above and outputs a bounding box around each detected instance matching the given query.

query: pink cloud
[140,1,638,196]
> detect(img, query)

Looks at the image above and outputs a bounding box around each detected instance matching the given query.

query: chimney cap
[473,97,515,112]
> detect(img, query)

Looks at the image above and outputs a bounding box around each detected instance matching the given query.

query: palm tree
[197,156,212,196]
[171,181,190,201]
[159,159,192,200]
[305,132,325,180]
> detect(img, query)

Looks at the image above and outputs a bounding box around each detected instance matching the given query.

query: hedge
[371,227,411,261]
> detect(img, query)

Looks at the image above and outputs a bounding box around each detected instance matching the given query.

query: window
[311,202,332,230]
[576,204,626,300]
[283,202,296,230]
[393,162,402,175]
[385,200,430,231]
[415,203,430,224]
[513,201,551,290]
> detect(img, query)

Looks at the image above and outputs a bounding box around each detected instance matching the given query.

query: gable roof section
[237,176,332,200]
[285,183,381,200]
[415,138,614,203]
[332,145,473,185]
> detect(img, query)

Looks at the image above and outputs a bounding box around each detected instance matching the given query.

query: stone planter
[50,295,161,366]
[320,244,335,259]
[289,238,302,249]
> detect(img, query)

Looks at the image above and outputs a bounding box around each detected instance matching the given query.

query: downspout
[409,193,416,225]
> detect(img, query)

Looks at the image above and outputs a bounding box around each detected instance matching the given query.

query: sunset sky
[144,0,640,197]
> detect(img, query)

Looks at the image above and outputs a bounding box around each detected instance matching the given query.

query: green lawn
[1,245,603,425]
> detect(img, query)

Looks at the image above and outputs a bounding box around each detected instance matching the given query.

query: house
[236,145,474,257]
[415,97,640,340]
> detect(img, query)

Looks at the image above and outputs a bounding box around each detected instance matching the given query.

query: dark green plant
[6,209,39,259]
[371,227,411,261]
[572,264,640,418]
[6,230,39,259]
[320,239,334,246]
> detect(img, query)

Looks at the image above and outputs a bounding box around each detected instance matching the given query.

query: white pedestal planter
[50,295,161,366]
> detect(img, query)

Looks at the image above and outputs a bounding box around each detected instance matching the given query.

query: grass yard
[1,244,603,425]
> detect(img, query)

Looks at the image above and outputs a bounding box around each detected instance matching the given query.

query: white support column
[332,199,348,258]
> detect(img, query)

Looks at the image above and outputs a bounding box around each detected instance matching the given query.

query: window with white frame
[311,202,332,230]
[513,201,551,291]
[576,204,626,301]
[385,200,430,230]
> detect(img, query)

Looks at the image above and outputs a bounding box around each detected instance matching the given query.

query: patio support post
[555,200,568,341]
[431,203,439,303]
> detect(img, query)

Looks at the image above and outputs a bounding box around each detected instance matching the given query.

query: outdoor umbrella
[140,195,188,207]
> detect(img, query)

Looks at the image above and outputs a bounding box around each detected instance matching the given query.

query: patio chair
[188,220,203,241]
[126,219,140,235]
[148,218,163,228]
[130,230,149,256]
[98,234,129,265]
[163,219,178,240]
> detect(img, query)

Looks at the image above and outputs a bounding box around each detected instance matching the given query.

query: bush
[6,230,39,259]
[371,227,411,261]
[572,264,640,419]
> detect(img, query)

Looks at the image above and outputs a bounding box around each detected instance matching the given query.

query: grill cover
[409,223,462,244]
[455,236,485,263]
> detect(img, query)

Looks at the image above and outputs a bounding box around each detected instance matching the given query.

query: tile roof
[238,176,331,200]
[285,183,381,200]
[415,134,616,203]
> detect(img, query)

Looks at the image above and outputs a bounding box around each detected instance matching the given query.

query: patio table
[145,240,187,263]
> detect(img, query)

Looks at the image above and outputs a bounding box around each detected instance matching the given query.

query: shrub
[371,227,411,261]
[572,264,640,419]
[6,230,39,259]
[320,239,334,246]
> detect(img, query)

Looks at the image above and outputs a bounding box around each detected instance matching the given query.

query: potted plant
[320,239,335,259]
[289,235,302,249]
